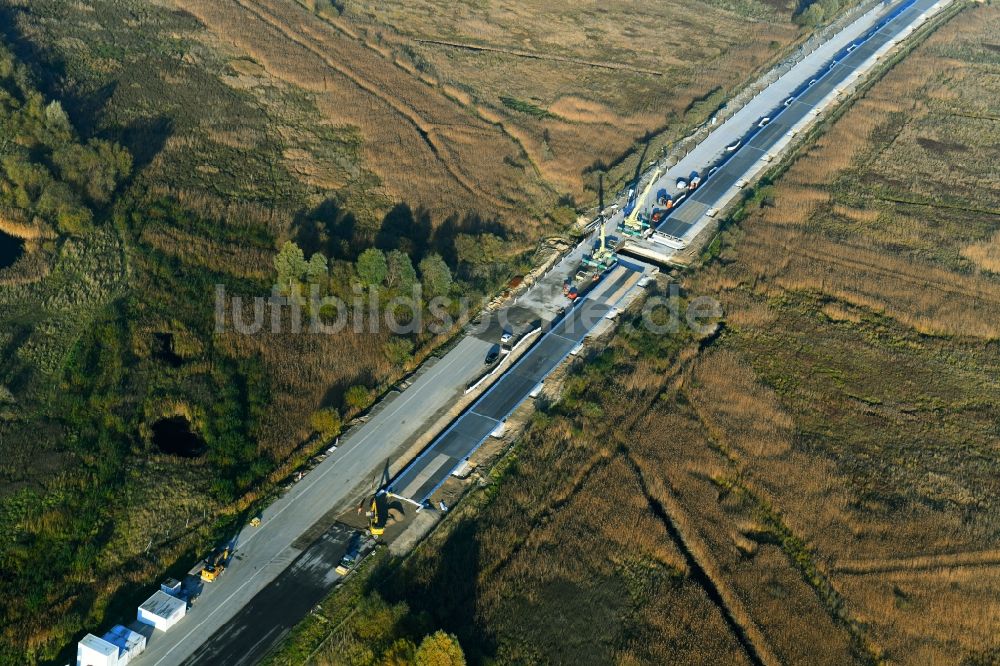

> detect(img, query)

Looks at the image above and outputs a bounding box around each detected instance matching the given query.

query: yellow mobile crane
[619,167,662,238]
[581,215,617,271]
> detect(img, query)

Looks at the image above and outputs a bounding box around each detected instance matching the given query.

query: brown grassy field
[167,0,805,206]
[348,0,805,198]
[167,0,556,230]
[269,4,1000,664]
[681,4,1000,660]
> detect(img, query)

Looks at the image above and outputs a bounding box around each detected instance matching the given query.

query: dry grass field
[167,0,805,206]
[269,4,1000,665]
[164,0,555,228]
[680,4,1000,661]
[330,0,803,198]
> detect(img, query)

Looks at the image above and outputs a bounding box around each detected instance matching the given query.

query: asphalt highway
[183,525,359,666]
[130,218,630,666]
[658,0,943,238]
[390,264,643,503]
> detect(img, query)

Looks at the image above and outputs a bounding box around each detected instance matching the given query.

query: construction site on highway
[70,0,958,663]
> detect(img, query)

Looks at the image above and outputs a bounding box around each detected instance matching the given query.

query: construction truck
[200,547,229,583]
[618,168,662,239]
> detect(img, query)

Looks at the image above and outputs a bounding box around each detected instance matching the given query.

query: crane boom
[623,168,662,231]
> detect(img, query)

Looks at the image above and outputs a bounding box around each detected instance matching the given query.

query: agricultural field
[269,3,1000,664]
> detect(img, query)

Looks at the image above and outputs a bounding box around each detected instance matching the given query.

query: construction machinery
[366,491,388,536]
[357,464,391,537]
[618,167,662,239]
[581,214,618,270]
[580,171,618,270]
[200,546,229,583]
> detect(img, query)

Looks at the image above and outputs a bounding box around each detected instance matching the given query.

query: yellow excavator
[358,463,391,537]
[366,491,388,537]
[200,546,229,583]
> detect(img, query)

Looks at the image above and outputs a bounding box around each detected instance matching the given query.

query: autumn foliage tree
[414,631,466,666]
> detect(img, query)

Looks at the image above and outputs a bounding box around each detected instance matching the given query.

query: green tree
[43,100,72,140]
[52,139,132,205]
[274,240,307,290]
[54,203,93,236]
[796,2,825,26]
[454,233,505,279]
[386,249,417,291]
[414,631,465,666]
[357,248,388,286]
[309,407,341,436]
[380,638,417,666]
[306,252,328,284]
[418,253,452,298]
[344,384,370,411]
[383,337,414,365]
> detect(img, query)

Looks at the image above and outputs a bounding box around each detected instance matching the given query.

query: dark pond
[0,230,24,269]
[151,416,207,458]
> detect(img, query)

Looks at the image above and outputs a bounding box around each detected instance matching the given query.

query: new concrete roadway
[655,0,947,240]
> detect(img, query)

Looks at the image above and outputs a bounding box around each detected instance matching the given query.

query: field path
[236,0,508,208]
[833,549,1000,575]
[236,0,504,206]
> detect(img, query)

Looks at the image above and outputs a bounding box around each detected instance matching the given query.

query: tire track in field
[234,0,510,209]
[621,446,779,666]
[779,239,1000,306]
[833,549,1000,575]
[413,38,669,75]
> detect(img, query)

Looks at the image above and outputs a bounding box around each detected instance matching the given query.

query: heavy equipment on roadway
[200,547,229,583]
[367,491,388,536]
[582,214,619,271]
[618,168,662,239]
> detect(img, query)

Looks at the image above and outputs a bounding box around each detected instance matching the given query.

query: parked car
[485,345,501,364]
[500,331,513,345]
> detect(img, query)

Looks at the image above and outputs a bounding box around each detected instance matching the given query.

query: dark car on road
[485,345,501,365]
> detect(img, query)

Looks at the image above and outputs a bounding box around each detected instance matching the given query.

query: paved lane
[390,265,643,503]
